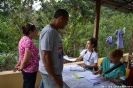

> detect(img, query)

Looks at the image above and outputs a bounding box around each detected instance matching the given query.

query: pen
[93,82,100,86]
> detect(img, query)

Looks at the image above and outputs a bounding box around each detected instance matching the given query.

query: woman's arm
[75,56,83,62]
[93,66,102,75]
[18,50,31,71]
[13,57,21,72]
[108,78,122,84]
[83,63,97,68]
[15,58,21,67]
[101,77,122,84]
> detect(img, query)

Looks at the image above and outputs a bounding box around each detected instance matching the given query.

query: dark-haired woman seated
[76,38,98,71]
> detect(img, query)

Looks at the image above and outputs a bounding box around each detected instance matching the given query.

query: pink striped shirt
[18,36,39,73]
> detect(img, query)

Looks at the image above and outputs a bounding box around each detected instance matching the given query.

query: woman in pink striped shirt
[13,23,39,88]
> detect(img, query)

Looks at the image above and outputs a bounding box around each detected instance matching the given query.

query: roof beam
[102,0,133,12]
[124,0,133,5]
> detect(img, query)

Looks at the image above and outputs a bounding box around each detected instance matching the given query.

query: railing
[0,53,129,88]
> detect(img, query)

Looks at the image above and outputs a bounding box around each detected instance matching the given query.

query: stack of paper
[85,73,102,85]
[63,65,79,73]
[70,66,85,72]
[63,55,77,61]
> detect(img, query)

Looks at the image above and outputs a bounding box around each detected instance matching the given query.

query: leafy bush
[0,54,17,72]
[0,0,133,71]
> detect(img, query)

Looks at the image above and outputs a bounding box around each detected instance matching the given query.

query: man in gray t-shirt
[39,9,69,88]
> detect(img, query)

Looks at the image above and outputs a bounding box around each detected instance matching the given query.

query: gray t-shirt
[39,24,63,75]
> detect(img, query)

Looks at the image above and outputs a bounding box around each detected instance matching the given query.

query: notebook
[73,71,91,79]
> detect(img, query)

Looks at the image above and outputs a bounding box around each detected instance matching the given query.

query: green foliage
[0,15,21,53]
[0,0,133,71]
[0,54,17,71]
[98,7,133,57]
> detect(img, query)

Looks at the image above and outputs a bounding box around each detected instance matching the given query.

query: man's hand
[52,76,63,88]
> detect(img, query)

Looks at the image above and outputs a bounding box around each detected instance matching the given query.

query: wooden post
[127,30,133,68]
[93,0,102,52]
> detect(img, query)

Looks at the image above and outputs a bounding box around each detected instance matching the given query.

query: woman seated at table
[75,38,98,71]
[93,49,126,85]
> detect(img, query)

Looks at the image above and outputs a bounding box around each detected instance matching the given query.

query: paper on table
[63,55,76,61]
[73,71,91,78]
[85,73,102,85]
[100,81,116,86]
[63,65,80,73]
[63,82,70,88]
[70,66,85,72]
